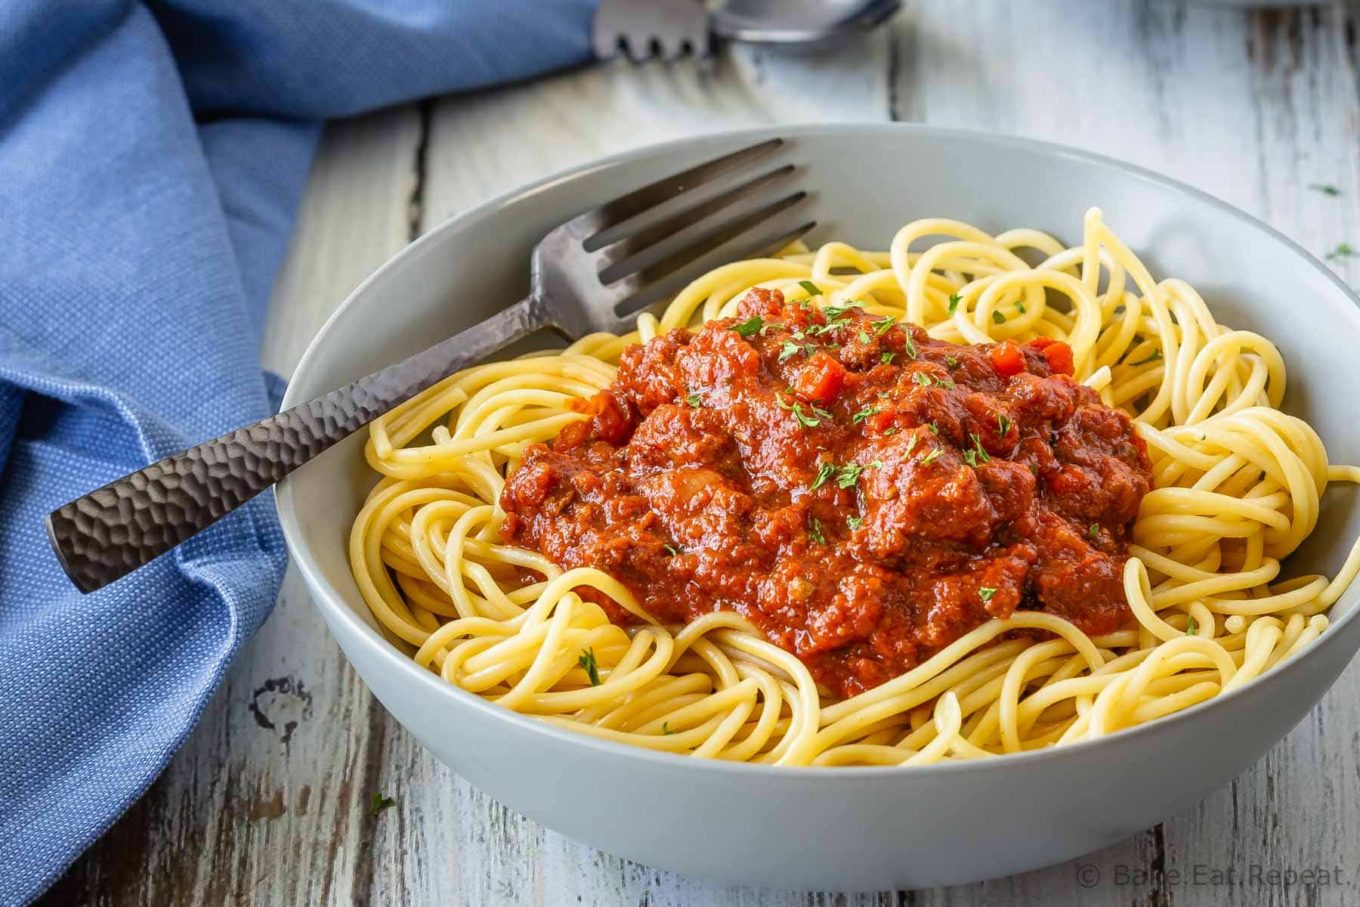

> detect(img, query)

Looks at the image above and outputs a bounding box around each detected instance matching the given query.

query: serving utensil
[593,0,901,63]
[46,138,811,593]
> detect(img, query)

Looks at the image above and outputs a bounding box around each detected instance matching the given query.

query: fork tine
[569,138,785,239]
[610,217,818,319]
[594,164,795,275]
[605,190,807,289]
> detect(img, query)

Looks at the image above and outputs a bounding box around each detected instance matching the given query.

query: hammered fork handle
[47,295,553,593]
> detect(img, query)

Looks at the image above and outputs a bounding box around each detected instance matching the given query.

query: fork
[46,138,812,594]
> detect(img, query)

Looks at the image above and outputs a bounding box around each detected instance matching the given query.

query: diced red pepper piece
[989,341,1026,377]
[794,352,847,404]
[1028,337,1074,376]
[867,410,896,433]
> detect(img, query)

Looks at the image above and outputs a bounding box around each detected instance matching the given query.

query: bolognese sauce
[501,288,1153,696]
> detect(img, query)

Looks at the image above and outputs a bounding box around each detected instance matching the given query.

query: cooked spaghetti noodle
[349,209,1360,766]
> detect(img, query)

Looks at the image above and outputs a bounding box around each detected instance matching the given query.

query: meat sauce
[501,288,1153,696]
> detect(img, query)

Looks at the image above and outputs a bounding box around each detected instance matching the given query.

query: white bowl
[277,124,1360,890]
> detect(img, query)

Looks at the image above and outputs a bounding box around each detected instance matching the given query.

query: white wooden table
[45,2,1360,904]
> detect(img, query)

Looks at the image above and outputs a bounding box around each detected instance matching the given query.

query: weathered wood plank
[42,105,423,907]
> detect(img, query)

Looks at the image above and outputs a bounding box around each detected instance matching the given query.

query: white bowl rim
[277,121,1360,780]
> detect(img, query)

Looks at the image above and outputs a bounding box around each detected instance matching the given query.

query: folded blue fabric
[0,2,595,901]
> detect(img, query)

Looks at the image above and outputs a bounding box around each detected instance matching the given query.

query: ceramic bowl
[276,124,1360,889]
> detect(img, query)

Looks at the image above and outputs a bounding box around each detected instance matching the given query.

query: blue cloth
[0,2,595,902]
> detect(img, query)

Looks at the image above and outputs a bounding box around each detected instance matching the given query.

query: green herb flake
[947,293,962,316]
[963,449,977,467]
[664,543,682,556]
[1016,301,1027,314]
[1310,183,1341,197]
[1186,615,1198,636]
[919,448,943,466]
[798,279,822,297]
[1129,348,1162,367]
[873,316,897,336]
[577,648,601,686]
[1088,523,1099,540]
[836,462,867,489]
[944,354,959,368]
[912,371,933,387]
[881,351,896,365]
[992,310,1005,325]
[903,334,919,360]
[808,516,827,545]
[969,433,991,464]
[369,793,397,817]
[810,460,836,490]
[978,587,998,604]
[731,316,765,337]
[662,721,675,735]
[883,427,898,436]
[852,405,881,424]
[1326,243,1358,261]
[684,393,702,408]
[928,422,939,433]
[846,515,864,530]
[823,301,863,320]
[997,413,1012,436]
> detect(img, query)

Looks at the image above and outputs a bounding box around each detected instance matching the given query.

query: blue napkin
[0,2,595,901]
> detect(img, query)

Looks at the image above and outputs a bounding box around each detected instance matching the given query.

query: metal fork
[47,138,812,594]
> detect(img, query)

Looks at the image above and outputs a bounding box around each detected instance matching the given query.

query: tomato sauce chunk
[501,289,1153,697]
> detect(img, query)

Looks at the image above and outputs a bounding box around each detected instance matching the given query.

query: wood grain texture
[46,3,1360,905]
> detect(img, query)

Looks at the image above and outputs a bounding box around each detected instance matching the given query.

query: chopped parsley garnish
[912,371,955,389]
[997,413,1012,436]
[992,310,1006,325]
[777,395,833,428]
[928,422,939,433]
[968,433,991,464]
[779,339,816,363]
[577,648,601,686]
[1310,183,1341,197]
[919,448,943,466]
[857,330,871,344]
[978,587,997,603]
[944,354,958,368]
[731,316,765,337]
[846,515,864,530]
[808,516,826,545]
[369,793,397,816]
[881,351,896,365]
[664,543,682,556]
[903,334,919,360]
[823,301,863,320]
[810,460,836,490]
[1016,301,1027,314]
[1128,348,1162,367]
[873,316,896,336]
[903,434,919,457]
[684,393,702,408]
[852,405,880,424]
[1186,615,1198,636]
[836,462,868,488]
[1088,523,1099,540]
[947,293,961,315]
[798,279,822,297]
[662,721,675,735]
[1326,243,1358,261]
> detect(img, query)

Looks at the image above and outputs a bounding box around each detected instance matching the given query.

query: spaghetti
[349,209,1360,766]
